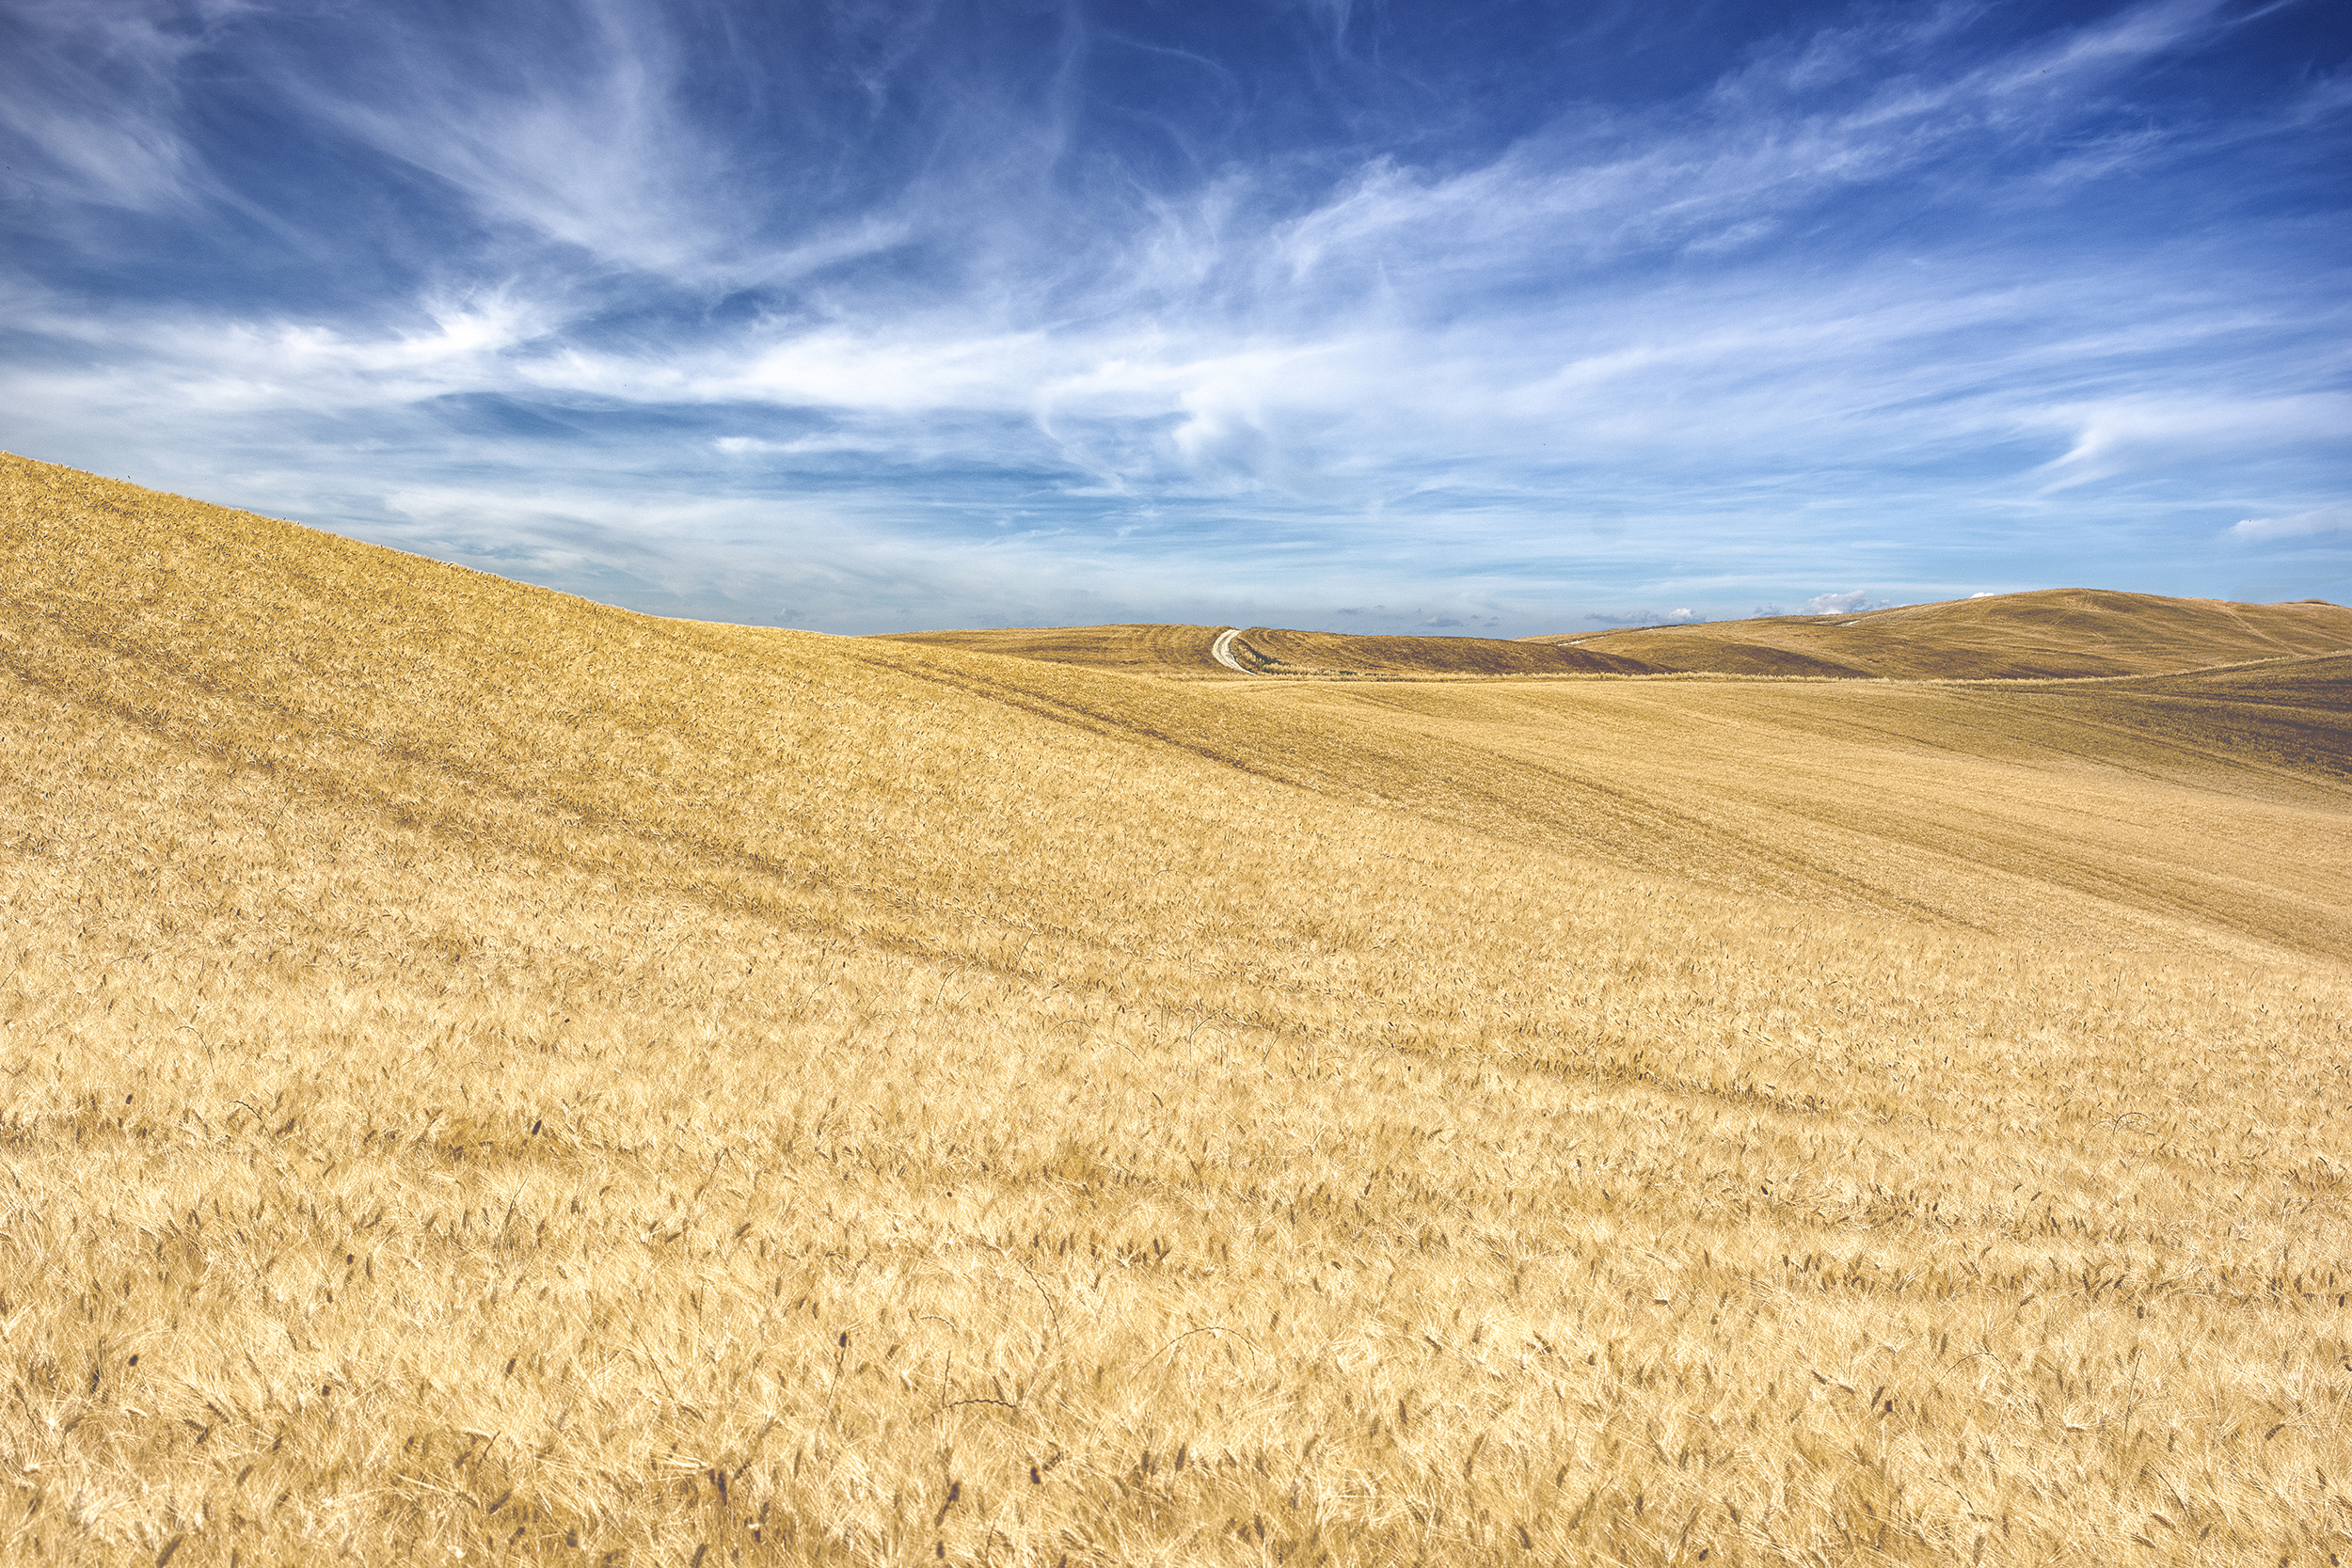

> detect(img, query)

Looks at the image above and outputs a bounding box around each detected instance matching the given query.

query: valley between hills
[5,450,2351,1565]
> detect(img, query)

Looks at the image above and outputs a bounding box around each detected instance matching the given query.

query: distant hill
[1524,588,2352,679]
[885,590,2351,681]
[879,624,1657,677]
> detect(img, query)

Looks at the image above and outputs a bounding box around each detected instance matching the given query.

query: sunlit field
[6,451,2351,1565]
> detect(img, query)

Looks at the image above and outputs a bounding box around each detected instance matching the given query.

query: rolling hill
[6,449,2350,1566]
[1526,588,2352,679]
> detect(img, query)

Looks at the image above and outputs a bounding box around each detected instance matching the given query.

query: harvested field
[1200,629,1654,679]
[871,623,1237,678]
[5,451,2350,1566]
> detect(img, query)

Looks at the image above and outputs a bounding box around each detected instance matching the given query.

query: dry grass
[4,450,2350,1566]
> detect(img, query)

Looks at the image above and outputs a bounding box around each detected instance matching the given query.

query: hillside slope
[1222,655,2352,961]
[6,452,2350,1567]
[1525,587,2352,678]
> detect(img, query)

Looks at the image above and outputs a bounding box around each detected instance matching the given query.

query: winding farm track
[1211,626,1249,673]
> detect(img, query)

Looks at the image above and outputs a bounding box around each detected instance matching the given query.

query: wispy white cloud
[291,3,760,280]
[2035,393,2352,489]
[0,0,241,213]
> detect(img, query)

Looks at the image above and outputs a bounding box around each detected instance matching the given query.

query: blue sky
[4,0,2346,634]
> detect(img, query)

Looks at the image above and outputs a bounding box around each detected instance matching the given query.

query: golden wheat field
[5,449,2352,1567]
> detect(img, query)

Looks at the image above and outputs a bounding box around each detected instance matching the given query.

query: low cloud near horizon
[3,0,2345,633]
[2231,506,2352,543]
